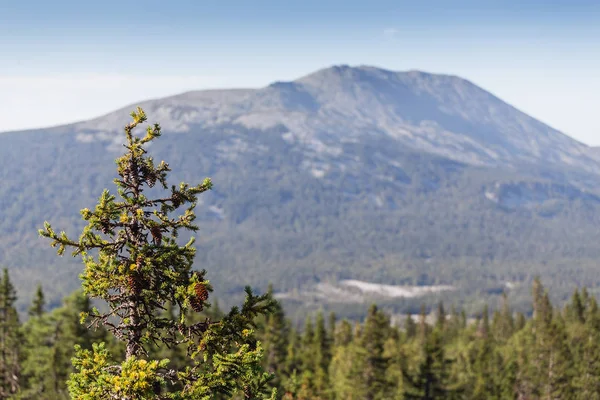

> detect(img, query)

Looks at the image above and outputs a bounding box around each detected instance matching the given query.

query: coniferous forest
[1,268,599,399]
[2,108,599,399]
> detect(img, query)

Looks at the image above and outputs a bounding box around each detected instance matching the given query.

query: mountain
[2,65,600,315]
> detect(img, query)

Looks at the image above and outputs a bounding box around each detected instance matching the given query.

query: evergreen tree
[19,291,109,400]
[261,293,289,391]
[334,320,353,347]
[40,108,275,399]
[402,327,461,399]
[329,326,359,400]
[469,318,502,399]
[491,292,514,342]
[435,301,445,332]
[311,312,331,399]
[404,315,417,339]
[573,297,600,399]
[353,305,393,400]
[28,285,45,319]
[566,288,585,324]
[0,269,20,398]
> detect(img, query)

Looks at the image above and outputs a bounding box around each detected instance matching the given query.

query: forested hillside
[2,66,600,317]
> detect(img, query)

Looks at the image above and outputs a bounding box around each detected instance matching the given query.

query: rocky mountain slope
[2,65,600,314]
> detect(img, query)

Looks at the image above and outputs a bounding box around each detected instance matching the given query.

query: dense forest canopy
[0,269,597,399]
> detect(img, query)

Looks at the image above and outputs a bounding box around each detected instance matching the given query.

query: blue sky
[1,0,599,144]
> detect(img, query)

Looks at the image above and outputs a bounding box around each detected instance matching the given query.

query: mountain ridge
[61,65,598,176]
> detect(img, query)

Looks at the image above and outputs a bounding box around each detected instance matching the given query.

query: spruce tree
[574,299,600,399]
[435,301,445,331]
[19,291,109,400]
[259,290,289,391]
[311,311,331,399]
[404,314,417,339]
[335,305,393,400]
[402,327,461,399]
[0,269,20,398]
[28,285,45,319]
[40,108,275,399]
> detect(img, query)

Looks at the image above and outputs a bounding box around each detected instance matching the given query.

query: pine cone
[147,173,157,188]
[194,282,209,301]
[190,295,204,312]
[150,226,162,245]
[172,192,184,207]
[189,282,209,312]
[126,274,143,295]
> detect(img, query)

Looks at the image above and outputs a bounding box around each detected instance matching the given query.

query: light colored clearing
[275,280,455,304]
[340,280,455,298]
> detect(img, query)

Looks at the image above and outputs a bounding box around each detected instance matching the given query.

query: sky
[1,0,599,144]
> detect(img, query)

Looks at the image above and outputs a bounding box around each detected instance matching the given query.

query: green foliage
[27,285,45,319]
[18,290,110,400]
[0,269,20,398]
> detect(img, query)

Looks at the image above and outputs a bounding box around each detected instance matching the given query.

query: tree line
[0,269,598,399]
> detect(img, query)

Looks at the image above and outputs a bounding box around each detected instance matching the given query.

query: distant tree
[402,327,462,399]
[435,301,445,331]
[330,305,392,400]
[28,285,45,319]
[0,269,20,398]
[19,291,109,400]
[258,287,289,392]
[40,108,275,399]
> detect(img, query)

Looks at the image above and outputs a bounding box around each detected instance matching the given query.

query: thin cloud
[383,28,399,38]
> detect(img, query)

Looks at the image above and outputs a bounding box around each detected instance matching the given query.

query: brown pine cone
[126,274,143,296]
[194,282,209,301]
[150,226,162,245]
[190,295,204,312]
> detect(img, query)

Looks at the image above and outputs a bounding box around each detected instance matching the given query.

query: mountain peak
[68,64,596,174]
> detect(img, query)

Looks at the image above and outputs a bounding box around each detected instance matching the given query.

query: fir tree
[0,269,20,398]
[404,314,417,339]
[311,311,331,398]
[333,320,353,348]
[40,108,275,399]
[19,291,108,400]
[348,305,393,400]
[28,285,45,319]
[402,328,461,400]
[435,301,445,332]
[260,291,289,391]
